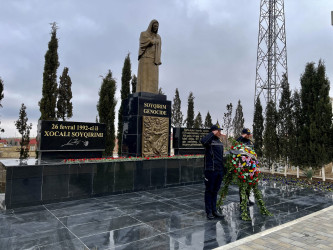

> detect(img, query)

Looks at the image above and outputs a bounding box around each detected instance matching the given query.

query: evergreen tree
[57,67,73,121]
[131,74,137,93]
[194,112,203,128]
[171,88,183,127]
[204,111,213,129]
[289,90,302,167]
[39,22,59,120]
[184,92,195,128]
[252,97,264,157]
[117,53,131,155]
[299,60,333,169]
[15,103,32,160]
[232,100,245,138]
[223,103,233,148]
[277,73,293,163]
[311,60,332,169]
[97,70,117,156]
[0,77,4,135]
[263,100,279,166]
[307,61,332,169]
[299,62,316,167]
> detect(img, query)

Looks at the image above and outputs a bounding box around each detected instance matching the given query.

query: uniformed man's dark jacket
[236,136,253,146]
[201,132,224,171]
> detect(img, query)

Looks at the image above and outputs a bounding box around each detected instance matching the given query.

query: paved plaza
[219,205,333,249]
[0,179,333,249]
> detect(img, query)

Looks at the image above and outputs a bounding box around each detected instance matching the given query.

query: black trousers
[204,170,223,214]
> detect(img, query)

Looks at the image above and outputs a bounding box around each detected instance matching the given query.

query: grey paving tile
[142,211,208,233]
[44,198,100,210]
[145,187,197,199]
[159,199,201,212]
[95,192,147,202]
[80,224,160,249]
[115,234,188,250]
[48,201,115,217]
[0,227,74,250]
[168,221,251,249]
[119,200,188,216]
[0,211,63,239]
[59,207,124,227]
[39,238,88,250]
[106,196,159,208]
[11,205,47,215]
[68,215,141,238]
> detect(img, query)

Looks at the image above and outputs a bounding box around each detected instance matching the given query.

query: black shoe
[207,213,214,220]
[248,200,255,206]
[212,211,224,219]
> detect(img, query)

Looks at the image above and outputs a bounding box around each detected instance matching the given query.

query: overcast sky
[1,0,332,138]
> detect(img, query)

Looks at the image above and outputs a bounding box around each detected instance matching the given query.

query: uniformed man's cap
[242,128,251,135]
[210,124,223,132]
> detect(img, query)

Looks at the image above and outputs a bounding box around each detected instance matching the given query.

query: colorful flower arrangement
[218,142,272,220]
[229,143,260,187]
[63,154,204,163]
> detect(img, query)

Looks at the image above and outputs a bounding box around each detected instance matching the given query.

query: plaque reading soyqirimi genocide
[139,99,171,117]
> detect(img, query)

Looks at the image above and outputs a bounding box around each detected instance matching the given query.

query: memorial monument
[136,19,162,94]
[121,20,171,157]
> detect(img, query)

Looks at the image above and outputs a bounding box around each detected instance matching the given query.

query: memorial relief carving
[142,116,169,157]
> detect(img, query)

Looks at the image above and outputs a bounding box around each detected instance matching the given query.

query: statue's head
[148,19,159,34]
[151,21,159,33]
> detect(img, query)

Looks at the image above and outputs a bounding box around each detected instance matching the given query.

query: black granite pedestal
[121,92,171,157]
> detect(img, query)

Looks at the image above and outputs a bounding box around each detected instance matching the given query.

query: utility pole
[254,0,288,108]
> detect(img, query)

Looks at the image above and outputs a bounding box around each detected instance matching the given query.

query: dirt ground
[0,147,36,158]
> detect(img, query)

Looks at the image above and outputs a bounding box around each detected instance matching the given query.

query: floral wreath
[217,141,272,220]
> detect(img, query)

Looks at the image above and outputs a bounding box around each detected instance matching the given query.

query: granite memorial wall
[4,157,203,209]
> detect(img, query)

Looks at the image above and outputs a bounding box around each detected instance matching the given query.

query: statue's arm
[140,32,154,48]
[138,32,155,60]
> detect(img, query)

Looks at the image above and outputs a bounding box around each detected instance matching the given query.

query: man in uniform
[201,125,225,220]
[236,128,254,147]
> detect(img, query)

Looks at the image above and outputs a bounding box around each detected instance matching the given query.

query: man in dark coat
[236,128,254,147]
[201,125,225,220]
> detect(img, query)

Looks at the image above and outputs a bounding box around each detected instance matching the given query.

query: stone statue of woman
[136,19,162,94]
